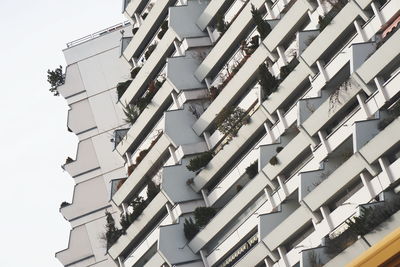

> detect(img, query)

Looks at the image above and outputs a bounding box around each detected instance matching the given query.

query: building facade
[57,0,400,266]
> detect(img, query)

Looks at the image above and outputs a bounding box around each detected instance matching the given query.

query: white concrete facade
[57,0,400,266]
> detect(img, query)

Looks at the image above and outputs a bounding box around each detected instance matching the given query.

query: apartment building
[55,23,132,266]
[57,0,400,266]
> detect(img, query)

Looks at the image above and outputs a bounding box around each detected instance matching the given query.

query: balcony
[122,0,175,62]
[120,29,176,105]
[113,134,171,206]
[108,192,168,259]
[123,0,149,21]
[193,0,316,136]
[116,80,174,156]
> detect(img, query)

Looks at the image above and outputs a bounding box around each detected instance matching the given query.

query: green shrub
[157,20,168,39]
[186,152,213,172]
[47,65,65,96]
[184,218,199,240]
[104,212,122,249]
[117,80,132,100]
[258,63,279,99]
[251,4,271,40]
[215,106,247,137]
[215,13,228,34]
[194,207,217,228]
[269,155,278,165]
[131,67,141,79]
[144,44,157,60]
[246,161,258,179]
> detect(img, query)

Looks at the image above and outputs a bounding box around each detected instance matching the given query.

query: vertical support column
[199,250,210,267]
[316,0,328,14]
[122,202,129,215]
[277,175,289,198]
[118,257,125,267]
[264,187,277,210]
[134,13,142,27]
[206,26,215,43]
[360,171,376,198]
[264,122,276,143]
[166,203,176,223]
[201,189,211,207]
[378,157,394,184]
[353,20,368,42]
[371,2,385,26]
[203,132,212,150]
[168,146,179,164]
[374,77,389,102]
[316,60,329,82]
[174,40,183,56]
[276,46,288,66]
[171,91,181,109]
[125,152,133,166]
[205,77,212,89]
[277,247,290,267]
[320,206,334,231]
[318,130,331,154]
[356,94,372,119]
[265,2,276,19]
[276,109,288,130]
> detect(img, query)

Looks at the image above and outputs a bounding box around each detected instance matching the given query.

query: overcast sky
[0,1,124,266]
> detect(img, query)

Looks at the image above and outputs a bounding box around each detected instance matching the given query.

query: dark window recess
[284,221,314,252]
[327,179,364,211]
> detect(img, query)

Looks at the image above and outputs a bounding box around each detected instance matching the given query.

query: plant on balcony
[258,63,279,100]
[318,0,347,31]
[241,35,259,56]
[157,20,168,39]
[131,67,141,79]
[123,102,140,125]
[146,179,160,200]
[269,155,278,165]
[144,43,157,60]
[236,184,243,192]
[246,160,258,179]
[251,4,271,40]
[215,13,228,34]
[119,196,147,233]
[47,65,65,96]
[132,27,139,35]
[141,12,148,20]
[117,80,133,100]
[276,146,283,153]
[186,152,213,172]
[60,201,71,209]
[208,86,219,101]
[184,217,199,241]
[215,106,247,137]
[327,194,400,255]
[104,211,122,249]
[194,207,217,228]
[65,157,74,164]
[280,58,299,81]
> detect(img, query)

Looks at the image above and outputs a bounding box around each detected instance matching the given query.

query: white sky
[0,1,124,266]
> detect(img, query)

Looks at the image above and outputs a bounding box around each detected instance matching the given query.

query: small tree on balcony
[104,211,122,249]
[258,63,279,99]
[194,207,217,228]
[122,102,140,125]
[186,152,213,172]
[184,218,199,240]
[215,106,247,137]
[251,5,271,40]
[117,80,133,100]
[215,13,228,34]
[47,65,65,96]
[146,180,160,201]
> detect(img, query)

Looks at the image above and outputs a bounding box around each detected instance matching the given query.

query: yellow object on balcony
[347,228,400,267]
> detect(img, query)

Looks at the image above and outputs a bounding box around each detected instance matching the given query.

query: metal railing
[66,21,130,48]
